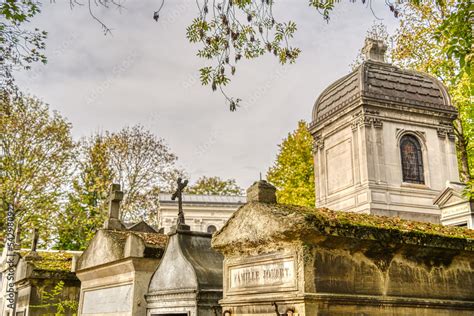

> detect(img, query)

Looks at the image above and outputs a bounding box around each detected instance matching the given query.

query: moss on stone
[272,203,474,239]
[215,202,474,251]
[20,251,75,272]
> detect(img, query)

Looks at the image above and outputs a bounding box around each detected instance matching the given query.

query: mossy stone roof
[212,202,474,252]
[19,250,76,272]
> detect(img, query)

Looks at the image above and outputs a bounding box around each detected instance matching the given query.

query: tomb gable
[76,230,167,271]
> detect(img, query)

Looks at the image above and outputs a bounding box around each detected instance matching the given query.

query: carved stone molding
[372,118,383,128]
[351,110,383,129]
[312,135,324,154]
[396,129,426,144]
[437,122,455,140]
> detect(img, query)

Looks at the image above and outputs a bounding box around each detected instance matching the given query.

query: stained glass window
[400,135,424,184]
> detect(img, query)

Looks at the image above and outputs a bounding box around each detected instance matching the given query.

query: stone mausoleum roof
[312,39,455,124]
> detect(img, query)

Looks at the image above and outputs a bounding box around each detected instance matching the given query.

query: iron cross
[171,177,188,225]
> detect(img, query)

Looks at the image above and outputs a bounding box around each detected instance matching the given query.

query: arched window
[400,135,424,184]
[207,225,217,234]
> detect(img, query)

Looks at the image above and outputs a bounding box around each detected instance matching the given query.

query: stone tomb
[212,181,474,315]
[145,224,224,316]
[434,181,474,228]
[0,248,81,316]
[75,184,168,316]
[75,229,167,316]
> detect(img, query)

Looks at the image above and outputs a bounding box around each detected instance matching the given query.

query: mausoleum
[158,193,245,234]
[310,38,463,224]
[212,181,474,315]
[0,245,82,316]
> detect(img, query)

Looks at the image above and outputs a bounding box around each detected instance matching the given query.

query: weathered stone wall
[305,236,474,312]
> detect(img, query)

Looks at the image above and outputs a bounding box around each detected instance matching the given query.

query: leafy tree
[55,125,184,249]
[389,1,473,195]
[182,0,468,109]
[55,135,113,250]
[0,91,74,246]
[187,176,243,195]
[267,120,315,207]
[105,125,184,222]
[0,0,47,90]
[3,0,465,109]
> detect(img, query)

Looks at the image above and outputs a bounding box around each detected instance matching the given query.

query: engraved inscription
[229,259,295,290]
[441,204,470,217]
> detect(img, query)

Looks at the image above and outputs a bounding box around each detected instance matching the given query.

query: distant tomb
[158,193,245,234]
[435,181,474,227]
[212,180,474,315]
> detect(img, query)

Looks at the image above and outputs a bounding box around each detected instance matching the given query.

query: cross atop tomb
[103,183,126,230]
[171,178,188,226]
[108,183,124,220]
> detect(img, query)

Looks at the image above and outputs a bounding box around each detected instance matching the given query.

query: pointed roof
[76,229,167,271]
[148,229,223,294]
[433,182,472,207]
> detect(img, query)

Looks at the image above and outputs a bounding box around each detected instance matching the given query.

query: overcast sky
[15,0,399,190]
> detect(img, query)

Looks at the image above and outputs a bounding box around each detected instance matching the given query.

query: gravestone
[212,180,474,315]
[145,178,224,316]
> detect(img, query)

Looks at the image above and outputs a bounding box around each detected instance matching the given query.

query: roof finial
[362,37,387,62]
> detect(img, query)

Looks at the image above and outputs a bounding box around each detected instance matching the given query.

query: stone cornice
[311,95,457,135]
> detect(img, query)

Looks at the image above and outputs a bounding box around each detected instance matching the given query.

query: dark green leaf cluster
[187,0,300,110]
[0,0,47,90]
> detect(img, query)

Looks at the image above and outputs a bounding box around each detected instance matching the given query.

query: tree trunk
[453,118,472,183]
